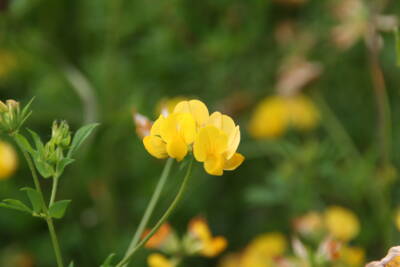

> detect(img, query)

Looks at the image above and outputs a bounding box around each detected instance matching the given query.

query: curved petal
[208,111,235,136]
[226,126,240,159]
[174,99,209,126]
[202,236,228,258]
[143,135,168,159]
[150,115,166,136]
[204,154,224,176]
[177,113,196,144]
[224,153,244,171]
[166,136,188,161]
[194,126,228,162]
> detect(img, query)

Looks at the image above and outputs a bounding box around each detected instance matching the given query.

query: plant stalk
[116,157,194,267]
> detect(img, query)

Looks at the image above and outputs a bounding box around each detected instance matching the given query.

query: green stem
[124,158,174,258]
[14,138,65,267]
[116,157,194,267]
[50,176,59,206]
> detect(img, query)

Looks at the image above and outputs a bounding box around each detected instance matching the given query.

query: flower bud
[51,120,71,149]
[0,99,32,135]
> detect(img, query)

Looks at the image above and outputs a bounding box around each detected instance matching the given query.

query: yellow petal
[174,99,209,126]
[143,136,168,159]
[166,136,188,161]
[226,126,240,159]
[160,113,179,143]
[193,126,228,162]
[224,153,244,171]
[151,115,166,136]
[0,142,18,179]
[176,113,196,144]
[204,154,225,176]
[202,236,228,257]
[208,112,235,136]
[147,253,173,267]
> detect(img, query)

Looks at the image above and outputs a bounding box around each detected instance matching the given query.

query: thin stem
[50,176,59,206]
[116,157,194,267]
[13,138,65,267]
[124,158,174,258]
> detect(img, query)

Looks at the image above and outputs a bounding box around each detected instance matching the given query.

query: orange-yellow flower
[0,141,18,180]
[188,217,227,257]
[144,223,173,249]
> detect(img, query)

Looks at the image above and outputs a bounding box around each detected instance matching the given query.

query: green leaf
[28,129,45,153]
[100,253,116,267]
[21,187,42,213]
[20,97,35,126]
[56,157,75,177]
[0,199,32,213]
[396,28,400,67]
[68,261,74,267]
[68,123,99,157]
[49,200,71,219]
[14,134,34,153]
[33,156,54,178]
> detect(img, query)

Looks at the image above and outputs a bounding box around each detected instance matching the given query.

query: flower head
[147,253,175,267]
[249,95,319,139]
[144,112,196,161]
[143,99,244,175]
[0,141,18,179]
[186,217,228,257]
[324,206,360,242]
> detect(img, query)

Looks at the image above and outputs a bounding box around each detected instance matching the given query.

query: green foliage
[49,200,71,219]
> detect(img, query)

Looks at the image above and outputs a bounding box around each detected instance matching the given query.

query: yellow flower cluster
[324,205,360,242]
[0,141,18,180]
[249,94,319,139]
[143,99,244,175]
[145,218,227,267]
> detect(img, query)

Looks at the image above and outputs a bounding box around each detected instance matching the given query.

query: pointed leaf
[68,123,99,157]
[28,129,44,153]
[33,157,54,178]
[100,253,116,267]
[21,187,42,213]
[49,200,71,219]
[0,199,32,213]
[14,134,34,153]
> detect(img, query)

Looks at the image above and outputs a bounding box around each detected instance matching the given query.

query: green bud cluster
[0,99,32,135]
[44,121,72,166]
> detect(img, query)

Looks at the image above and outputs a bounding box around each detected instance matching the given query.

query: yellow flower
[324,206,360,242]
[387,255,400,267]
[248,95,319,139]
[0,141,18,180]
[147,253,174,267]
[395,209,400,231]
[143,112,196,161]
[340,246,365,267]
[156,96,188,116]
[188,217,228,257]
[193,111,244,175]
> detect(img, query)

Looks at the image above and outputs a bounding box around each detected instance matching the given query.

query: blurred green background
[1,0,400,266]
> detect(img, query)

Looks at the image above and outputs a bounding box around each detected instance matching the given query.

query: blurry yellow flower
[387,256,400,267]
[156,97,188,116]
[324,206,360,242]
[143,112,196,161]
[246,232,287,258]
[0,141,18,179]
[188,217,228,257]
[0,50,17,78]
[249,95,319,139]
[340,246,365,267]
[147,253,174,267]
